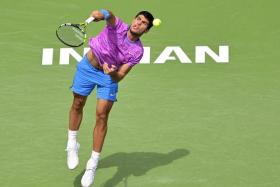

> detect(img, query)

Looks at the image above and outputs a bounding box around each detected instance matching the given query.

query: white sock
[91,151,100,161]
[67,130,78,147]
[87,151,100,168]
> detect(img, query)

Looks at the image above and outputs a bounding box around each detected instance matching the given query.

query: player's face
[130,15,149,35]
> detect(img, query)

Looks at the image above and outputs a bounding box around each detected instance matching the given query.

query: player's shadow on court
[74,149,190,187]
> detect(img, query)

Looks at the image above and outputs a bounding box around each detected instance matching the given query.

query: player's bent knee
[96,112,108,122]
[72,100,86,112]
[71,104,84,112]
[72,94,87,111]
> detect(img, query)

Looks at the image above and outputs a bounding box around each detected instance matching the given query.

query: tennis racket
[56,17,95,47]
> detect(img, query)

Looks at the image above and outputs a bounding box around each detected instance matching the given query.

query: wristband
[100,9,110,20]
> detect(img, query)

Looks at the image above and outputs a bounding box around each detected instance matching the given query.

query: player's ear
[144,23,151,33]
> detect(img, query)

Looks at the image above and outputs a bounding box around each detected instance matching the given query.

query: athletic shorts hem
[71,87,90,97]
[97,96,117,102]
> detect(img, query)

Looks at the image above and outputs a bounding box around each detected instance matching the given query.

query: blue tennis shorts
[70,55,118,102]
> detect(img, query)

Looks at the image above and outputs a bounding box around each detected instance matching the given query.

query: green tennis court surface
[1,0,279,186]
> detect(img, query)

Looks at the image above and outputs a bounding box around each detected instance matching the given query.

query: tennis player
[65,9,154,187]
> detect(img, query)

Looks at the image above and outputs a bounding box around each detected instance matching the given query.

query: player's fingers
[111,65,117,70]
[102,65,108,73]
[104,68,109,74]
[103,63,109,72]
[109,65,116,72]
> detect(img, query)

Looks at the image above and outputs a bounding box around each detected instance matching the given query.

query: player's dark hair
[135,11,154,30]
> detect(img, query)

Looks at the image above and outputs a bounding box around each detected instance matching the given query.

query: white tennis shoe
[65,142,80,170]
[81,158,98,187]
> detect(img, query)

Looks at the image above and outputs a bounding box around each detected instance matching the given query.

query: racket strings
[56,25,85,47]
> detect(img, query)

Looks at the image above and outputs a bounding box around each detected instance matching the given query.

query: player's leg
[66,93,88,169]
[67,92,87,147]
[66,55,96,170]
[81,76,118,187]
[93,99,114,152]
[81,99,114,187]
[69,92,88,131]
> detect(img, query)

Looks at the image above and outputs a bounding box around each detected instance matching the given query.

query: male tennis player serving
[65,9,154,187]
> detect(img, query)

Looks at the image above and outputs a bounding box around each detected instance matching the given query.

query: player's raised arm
[89,9,116,26]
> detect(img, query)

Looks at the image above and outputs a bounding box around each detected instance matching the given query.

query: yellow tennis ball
[153,18,161,27]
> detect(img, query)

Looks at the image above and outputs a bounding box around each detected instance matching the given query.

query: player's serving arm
[65,9,156,187]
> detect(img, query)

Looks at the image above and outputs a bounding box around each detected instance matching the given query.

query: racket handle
[85,17,95,24]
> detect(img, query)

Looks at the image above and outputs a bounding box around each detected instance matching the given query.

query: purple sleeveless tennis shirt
[89,17,144,69]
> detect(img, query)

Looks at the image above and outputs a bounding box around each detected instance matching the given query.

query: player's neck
[127,30,140,42]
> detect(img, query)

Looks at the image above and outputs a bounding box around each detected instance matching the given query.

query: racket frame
[56,23,87,47]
